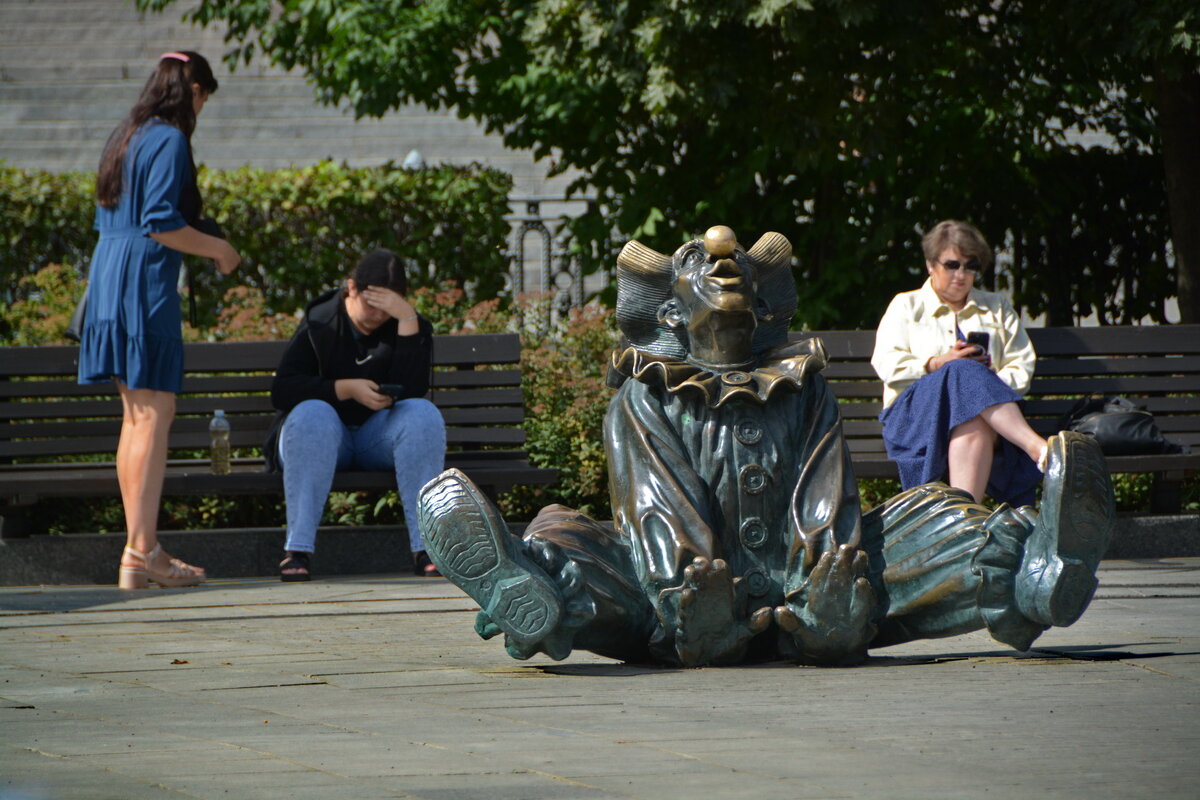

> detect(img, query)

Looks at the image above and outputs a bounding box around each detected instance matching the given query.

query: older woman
[871,220,1047,506]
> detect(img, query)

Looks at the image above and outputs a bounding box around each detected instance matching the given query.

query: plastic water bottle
[209,409,231,475]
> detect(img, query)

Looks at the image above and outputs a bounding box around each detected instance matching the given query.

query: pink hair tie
[160,52,190,63]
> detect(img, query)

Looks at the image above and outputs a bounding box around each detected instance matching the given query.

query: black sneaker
[418,469,563,655]
[1016,432,1115,626]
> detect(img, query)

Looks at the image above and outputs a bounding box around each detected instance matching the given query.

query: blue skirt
[878,359,1040,507]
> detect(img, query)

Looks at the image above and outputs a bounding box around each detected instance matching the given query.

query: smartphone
[966,331,990,355]
[377,383,406,398]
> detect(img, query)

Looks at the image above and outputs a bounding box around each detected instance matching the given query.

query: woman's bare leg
[979,401,1048,465]
[115,384,200,575]
[948,416,997,502]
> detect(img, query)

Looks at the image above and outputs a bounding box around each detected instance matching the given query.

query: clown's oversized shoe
[418,469,564,657]
[1016,431,1115,627]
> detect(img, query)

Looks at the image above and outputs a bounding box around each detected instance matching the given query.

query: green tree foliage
[138,0,1199,326]
[0,161,512,338]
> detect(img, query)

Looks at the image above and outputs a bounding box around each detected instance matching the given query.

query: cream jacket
[871,278,1036,409]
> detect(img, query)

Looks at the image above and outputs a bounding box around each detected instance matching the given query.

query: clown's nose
[703,225,737,258]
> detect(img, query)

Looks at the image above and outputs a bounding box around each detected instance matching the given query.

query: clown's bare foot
[666,557,770,667]
[777,545,877,665]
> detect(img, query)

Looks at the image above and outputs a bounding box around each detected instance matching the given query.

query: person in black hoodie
[266,249,446,580]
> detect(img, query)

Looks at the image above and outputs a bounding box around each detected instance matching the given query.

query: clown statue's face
[657,225,759,369]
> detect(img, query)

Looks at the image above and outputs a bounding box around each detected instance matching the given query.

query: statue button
[743,567,771,597]
[739,464,768,494]
[735,420,763,445]
[722,371,751,386]
[740,517,767,549]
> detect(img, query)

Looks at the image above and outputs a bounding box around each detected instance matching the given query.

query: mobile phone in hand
[377,383,406,399]
[966,331,990,355]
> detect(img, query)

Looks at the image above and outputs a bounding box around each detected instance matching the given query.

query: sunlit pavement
[1,559,1197,799]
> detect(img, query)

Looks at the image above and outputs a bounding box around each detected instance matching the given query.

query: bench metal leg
[0,507,32,539]
[1149,470,1186,515]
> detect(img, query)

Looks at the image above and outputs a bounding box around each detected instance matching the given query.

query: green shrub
[2,262,86,345]
[0,160,512,340]
[501,298,618,520]
[193,161,513,322]
[0,168,95,319]
[857,478,904,513]
[192,285,300,343]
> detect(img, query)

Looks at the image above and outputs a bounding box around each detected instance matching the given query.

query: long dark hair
[96,51,218,210]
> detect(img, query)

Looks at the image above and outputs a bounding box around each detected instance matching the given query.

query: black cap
[352,249,407,294]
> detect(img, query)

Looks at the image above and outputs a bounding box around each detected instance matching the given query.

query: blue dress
[78,121,191,393]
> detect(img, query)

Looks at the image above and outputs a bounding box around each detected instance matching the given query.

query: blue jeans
[278,398,446,554]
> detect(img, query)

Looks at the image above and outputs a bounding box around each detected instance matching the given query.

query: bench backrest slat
[5,326,1198,467]
[794,325,1200,453]
[0,333,533,463]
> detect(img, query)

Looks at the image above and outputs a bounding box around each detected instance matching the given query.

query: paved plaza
[2,558,1198,799]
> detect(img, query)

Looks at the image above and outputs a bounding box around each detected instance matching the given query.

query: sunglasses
[939,259,981,273]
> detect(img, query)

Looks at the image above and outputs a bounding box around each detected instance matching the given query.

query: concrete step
[0,118,495,143]
[0,25,215,47]
[0,0,575,198]
[0,0,181,24]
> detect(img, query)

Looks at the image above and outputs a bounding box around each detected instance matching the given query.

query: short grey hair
[921,220,993,269]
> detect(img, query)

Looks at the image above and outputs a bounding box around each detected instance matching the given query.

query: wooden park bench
[800,324,1200,513]
[0,333,556,537]
[3,324,1196,537]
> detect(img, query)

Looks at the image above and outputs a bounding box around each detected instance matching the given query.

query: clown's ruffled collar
[610,337,829,408]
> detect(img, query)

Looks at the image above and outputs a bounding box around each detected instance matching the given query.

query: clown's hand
[665,557,771,667]
[776,545,877,665]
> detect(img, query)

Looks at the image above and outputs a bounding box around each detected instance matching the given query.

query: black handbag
[65,287,87,343]
[187,217,226,327]
[1060,395,1185,455]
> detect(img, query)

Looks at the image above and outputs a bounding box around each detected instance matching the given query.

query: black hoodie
[262,288,434,470]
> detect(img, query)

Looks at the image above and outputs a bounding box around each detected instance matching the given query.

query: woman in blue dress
[79,51,242,588]
[871,221,1047,507]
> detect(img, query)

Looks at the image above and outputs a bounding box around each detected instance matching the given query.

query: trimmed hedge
[0,160,513,334]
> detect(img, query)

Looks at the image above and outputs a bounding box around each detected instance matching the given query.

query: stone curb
[0,523,529,585]
[0,515,1195,586]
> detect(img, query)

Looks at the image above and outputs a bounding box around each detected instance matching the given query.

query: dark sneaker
[418,469,563,655]
[1016,432,1115,627]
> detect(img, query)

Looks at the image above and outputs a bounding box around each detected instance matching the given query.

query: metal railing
[505,196,606,322]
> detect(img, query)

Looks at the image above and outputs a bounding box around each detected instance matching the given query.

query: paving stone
[0,562,1197,798]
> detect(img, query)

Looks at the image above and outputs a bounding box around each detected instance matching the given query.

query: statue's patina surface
[418,226,1115,667]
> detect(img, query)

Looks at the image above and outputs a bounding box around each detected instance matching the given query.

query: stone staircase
[0,0,572,197]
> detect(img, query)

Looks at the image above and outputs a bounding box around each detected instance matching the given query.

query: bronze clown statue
[417,226,1115,667]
